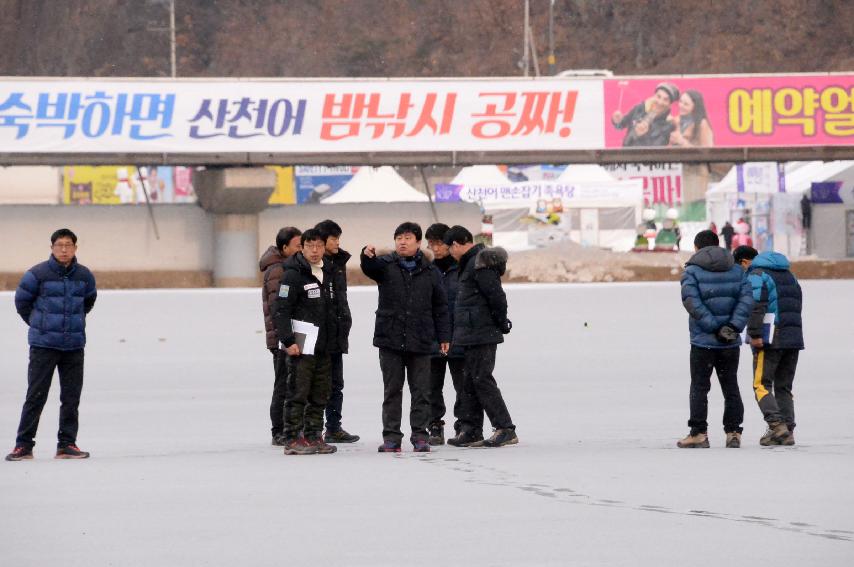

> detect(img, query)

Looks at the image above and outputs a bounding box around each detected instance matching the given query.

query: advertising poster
[63,166,195,204]
[295,165,357,204]
[267,166,296,205]
[604,75,854,148]
[603,162,683,205]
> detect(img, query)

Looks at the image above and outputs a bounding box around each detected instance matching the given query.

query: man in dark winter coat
[678,230,753,449]
[425,223,467,446]
[260,226,301,446]
[361,222,451,453]
[315,219,358,444]
[443,226,518,448]
[274,229,340,456]
[720,221,735,250]
[7,229,97,461]
[735,246,804,446]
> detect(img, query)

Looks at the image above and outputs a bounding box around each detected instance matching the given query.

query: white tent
[556,164,618,183]
[321,166,428,204]
[451,165,510,186]
[705,161,854,258]
[707,161,854,195]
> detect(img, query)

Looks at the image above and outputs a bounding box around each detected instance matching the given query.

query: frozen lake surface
[1,281,853,566]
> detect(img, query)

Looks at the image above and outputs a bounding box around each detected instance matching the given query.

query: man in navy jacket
[678,230,753,449]
[6,229,97,461]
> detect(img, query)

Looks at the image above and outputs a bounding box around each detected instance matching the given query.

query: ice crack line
[416,453,853,543]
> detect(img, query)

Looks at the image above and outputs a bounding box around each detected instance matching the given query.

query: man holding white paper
[274,229,340,456]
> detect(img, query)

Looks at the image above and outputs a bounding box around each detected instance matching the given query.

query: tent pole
[419,166,440,223]
[136,165,161,240]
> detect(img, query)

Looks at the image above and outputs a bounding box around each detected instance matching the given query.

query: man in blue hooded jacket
[734,246,804,446]
[678,230,753,449]
[6,229,97,461]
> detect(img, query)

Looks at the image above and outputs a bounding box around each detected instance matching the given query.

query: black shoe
[413,439,431,452]
[428,423,445,446]
[271,434,287,447]
[55,444,90,459]
[377,440,402,453]
[482,429,518,448]
[5,446,33,461]
[324,429,360,443]
[447,431,484,447]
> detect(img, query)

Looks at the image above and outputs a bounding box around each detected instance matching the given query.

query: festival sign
[436,180,642,209]
[63,165,195,204]
[604,74,854,148]
[603,162,683,205]
[0,79,605,153]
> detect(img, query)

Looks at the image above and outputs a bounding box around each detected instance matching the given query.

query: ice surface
[1,282,852,566]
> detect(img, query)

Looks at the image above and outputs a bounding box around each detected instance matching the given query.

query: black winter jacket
[360,248,451,354]
[432,255,464,358]
[327,249,353,353]
[453,244,509,347]
[274,253,340,355]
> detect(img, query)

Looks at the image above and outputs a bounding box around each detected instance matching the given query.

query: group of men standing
[260,220,517,455]
[679,229,804,449]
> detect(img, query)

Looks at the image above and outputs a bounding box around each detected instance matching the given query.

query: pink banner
[604,75,854,148]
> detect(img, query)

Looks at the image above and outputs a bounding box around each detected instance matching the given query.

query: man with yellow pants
[734,246,804,446]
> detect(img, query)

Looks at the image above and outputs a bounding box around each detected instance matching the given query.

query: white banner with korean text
[0,79,605,153]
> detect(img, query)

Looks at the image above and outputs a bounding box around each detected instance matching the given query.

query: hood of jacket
[686,246,733,272]
[751,251,791,271]
[259,245,285,272]
[475,246,508,275]
[329,248,352,269]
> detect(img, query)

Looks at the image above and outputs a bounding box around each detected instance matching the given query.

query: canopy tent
[707,161,854,195]
[705,161,854,257]
[556,164,618,183]
[444,165,642,252]
[321,166,428,204]
[450,165,509,186]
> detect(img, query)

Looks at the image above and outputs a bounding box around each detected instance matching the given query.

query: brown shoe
[55,444,90,459]
[725,432,742,448]
[5,446,34,461]
[308,437,337,454]
[781,431,795,446]
[759,422,790,446]
[677,431,709,448]
[283,438,318,456]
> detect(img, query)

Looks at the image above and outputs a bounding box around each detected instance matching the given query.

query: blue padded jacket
[681,246,753,348]
[746,252,804,349]
[14,255,97,350]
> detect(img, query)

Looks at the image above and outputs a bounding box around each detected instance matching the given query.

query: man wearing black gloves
[678,230,753,449]
[314,219,358,444]
[274,229,340,456]
[361,222,450,453]
[443,226,518,448]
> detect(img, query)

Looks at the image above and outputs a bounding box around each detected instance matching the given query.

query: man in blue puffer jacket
[6,229,97,462]
[678,230,753,449]
[733,246,804,446]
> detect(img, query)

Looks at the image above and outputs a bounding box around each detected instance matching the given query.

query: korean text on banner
[0,79,605,153]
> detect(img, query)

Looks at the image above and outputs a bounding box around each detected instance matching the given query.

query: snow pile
[507,240,691,283]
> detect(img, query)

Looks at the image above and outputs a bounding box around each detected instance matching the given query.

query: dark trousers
[459,343,514,434]
[429,356,466,432]
[15,347,85,449]
[284,353,331,440]
[752,348,799,430]
[324,352,345,432]
[688,345,744,434]
[270,349,288,437]
[378,348,431,444]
